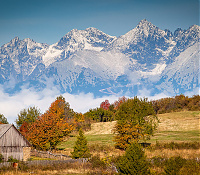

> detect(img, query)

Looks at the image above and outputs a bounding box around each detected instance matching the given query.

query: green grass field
[57,111,200,150]
[57,134,114,149]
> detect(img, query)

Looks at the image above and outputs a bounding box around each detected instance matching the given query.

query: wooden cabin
[0,124,32,161]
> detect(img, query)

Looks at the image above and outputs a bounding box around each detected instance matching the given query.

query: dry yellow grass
[83,111,200,160]
[0,162,91,175]
[85,121,116,135]
[84,111,200,135]
[157,111,200,132]
[145,148,200,159]
[0,168,90,175]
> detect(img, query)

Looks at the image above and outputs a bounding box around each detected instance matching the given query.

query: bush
[151,156,165,168]
[0,154,3,162]
[18,161,29,171]
[89,155,107,169]
[150,141,200,150]
[116,142,150,175]
[7,156,19,163]
[164,156,186,175]
[180,159,200,175]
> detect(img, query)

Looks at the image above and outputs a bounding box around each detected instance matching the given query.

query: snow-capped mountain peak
[55,27,116,56]
[2,37,20,48]
[136,19,157,31]
[0,20,199,97]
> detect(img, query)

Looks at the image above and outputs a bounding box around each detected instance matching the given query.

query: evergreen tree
[71,128,91,159]
[116,142,150,175]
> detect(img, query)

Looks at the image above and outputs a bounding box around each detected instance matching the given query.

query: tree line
[84,94,200,122]
[152,94,200,114]
[0,94,199,151]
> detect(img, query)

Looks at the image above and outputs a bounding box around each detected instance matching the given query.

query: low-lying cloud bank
[0,86,119,124]
[0,85,197,124]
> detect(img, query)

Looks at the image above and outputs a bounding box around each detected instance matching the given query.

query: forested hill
[84,95,200,122]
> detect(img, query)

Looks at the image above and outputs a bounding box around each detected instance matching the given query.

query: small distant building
[0,124,32,161]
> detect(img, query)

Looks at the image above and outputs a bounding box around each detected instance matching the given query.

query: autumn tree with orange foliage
[21,96,75,150]
[27,112,74,150]
[73,112,91,131]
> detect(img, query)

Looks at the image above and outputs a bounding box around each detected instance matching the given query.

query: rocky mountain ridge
[0,19,199,96]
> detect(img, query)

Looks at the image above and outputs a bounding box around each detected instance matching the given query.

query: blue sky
[0,0,199,123]
[0,0,199,47]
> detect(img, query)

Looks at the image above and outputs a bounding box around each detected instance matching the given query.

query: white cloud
[137,87,169,101]
[0,86,119,124]
[0,84,196,124]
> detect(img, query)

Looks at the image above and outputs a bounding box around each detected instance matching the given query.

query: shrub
[18,161,29,171]
[151,156,165,168]
[180,159,200,175]
[89,155,107,169]
[150,141,200,150]
[7,156,19,163]
[116,142,150,175]
[0,154,3,162]
[164,156,186,175]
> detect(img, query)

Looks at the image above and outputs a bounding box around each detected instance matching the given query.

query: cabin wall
[0,146,23,161]
[0,126,31,161]
[0,126,30,147]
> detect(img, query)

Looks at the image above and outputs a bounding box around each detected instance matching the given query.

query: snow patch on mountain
[140,63,167,76]
[157,42,199,94]
[23,38,49,57]
[56,27,116,55]
[42,44,63,67]
[48,50,133,91]
[84,42,103,51]
[0,19,199,97]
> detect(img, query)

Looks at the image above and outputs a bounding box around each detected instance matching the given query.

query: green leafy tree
[116,142,150,175]
[15,106,41,128]
[114,97,158,149]
[84,107,114,122]
[0,114,9,124]
[71,128,91,159]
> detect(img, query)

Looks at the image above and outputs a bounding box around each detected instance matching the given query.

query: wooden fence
[0,158,88,168]
[31,149,71,160]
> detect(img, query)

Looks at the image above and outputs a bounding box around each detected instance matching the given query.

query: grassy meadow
[57,111,200,150]
[1,111,199,174]
[54,110,200,170]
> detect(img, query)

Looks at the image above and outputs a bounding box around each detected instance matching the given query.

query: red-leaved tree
[100,100,110,110]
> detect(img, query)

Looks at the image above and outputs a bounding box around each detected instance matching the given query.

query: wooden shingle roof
[0,124,12,138]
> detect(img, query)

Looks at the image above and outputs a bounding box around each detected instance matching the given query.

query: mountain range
[0,19,199,97]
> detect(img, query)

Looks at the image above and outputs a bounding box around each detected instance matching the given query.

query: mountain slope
[0,19,199,97]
